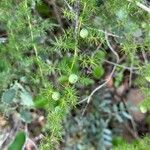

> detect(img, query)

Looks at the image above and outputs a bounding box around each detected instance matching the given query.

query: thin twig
[63,0,75,13]
[28,139,38,150]
[25,0,44,82]
[34,134,44,142]
[104,60,139,71]
[124,123,139,139]
[78,97,88,104]
[127,0,150,13]
[82,32,120,115]
[74,0,80,38]
[24,124,38,150]
[129,61,133,87]
[86,27,121,38]
[122,99,139,138]
[78,64,140,105]
[141,48,148,64]
[71,0,80,70]
[0,133,9,148]
[1,115,21,149]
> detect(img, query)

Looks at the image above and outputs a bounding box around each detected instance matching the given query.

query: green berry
[80,28,88,38]
[140,106,147,113]
[52,92,60,101]
[145,76,150,82]
[69,74,78,84]
[54,106,61,112]
[141,22,146,28]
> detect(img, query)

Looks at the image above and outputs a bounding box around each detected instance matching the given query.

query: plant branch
[24,124,38,150]
[86,26,121,38]
[63,0,75,14]
[104,60,139,71]
[82,31,119,115]
[24,0,44,82]
[71,0,80,70]
[127,0,150,13]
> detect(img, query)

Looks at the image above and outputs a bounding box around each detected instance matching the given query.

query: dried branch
[74,0,80,38]
[24,124,38,150]
[104,60,139,71]
[82,32,120,115]
[127,0,150,13]
[71,0,80,70]
[63,0,75,13]
[86,27,121,38]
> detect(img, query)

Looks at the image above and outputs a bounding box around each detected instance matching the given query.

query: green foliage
[0,0,150,149]
[80,28,89,38]
[92,65,104,79]
[8,131,26,150]
[20,109,33,123]
[68,74,78,84]
[0,82,34,124]
[136,63,150,111]
[60,87,134,150]
[114,137,150,150]
[2,88,16,104]
[114,67,124,87]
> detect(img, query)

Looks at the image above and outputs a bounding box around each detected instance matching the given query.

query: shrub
[0,0,150,149]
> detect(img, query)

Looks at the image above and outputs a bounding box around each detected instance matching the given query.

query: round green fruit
[140,106,147,113]
[80,28,88,38]
[52,92,60,101]
[145,76,150,82]
[69,74,78,84]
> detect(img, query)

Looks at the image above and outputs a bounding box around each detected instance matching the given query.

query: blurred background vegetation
[0,0,150,149]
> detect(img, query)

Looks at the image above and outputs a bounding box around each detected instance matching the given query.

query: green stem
[24,0,44,83]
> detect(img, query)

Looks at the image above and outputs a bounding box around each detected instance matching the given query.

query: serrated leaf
[100,101,111,107]
[104,140,112,147]
[20,90,34,107]
[119,102,125,111]
[103,107,111,113]
[116,114,123,123]
[2,88,16,104]
[103,134,112,141]
[113,105,118,112]
[103,129,112,135]
[20,109,33,123]
[122,112,132,120]
[8,131,26,150]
